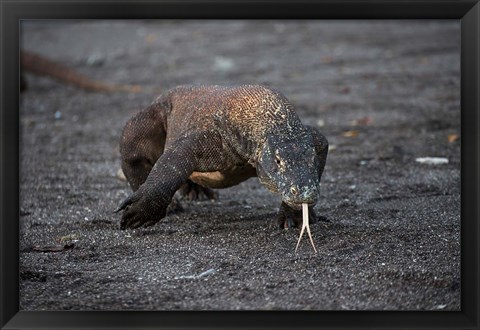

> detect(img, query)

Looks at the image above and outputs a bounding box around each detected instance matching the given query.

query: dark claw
[166,198,184,214]
[317,215,330,223]
[114,195,135,213]
[120,212,137,230]
[285,216,296,229]
[143,220,157,228]
[130,220,145,229]
[179,180,217,201]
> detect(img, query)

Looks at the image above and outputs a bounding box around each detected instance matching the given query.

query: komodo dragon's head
[256,132,322,210]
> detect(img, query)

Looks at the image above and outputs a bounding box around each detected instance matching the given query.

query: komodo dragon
[117,85,328,230]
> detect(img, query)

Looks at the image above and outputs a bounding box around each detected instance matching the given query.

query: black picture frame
[1,1,478,329]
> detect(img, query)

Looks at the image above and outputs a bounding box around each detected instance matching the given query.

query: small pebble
[86,54,105,66]
[197,268,216,278]
[213,56,235,72]
[415,157,449,165]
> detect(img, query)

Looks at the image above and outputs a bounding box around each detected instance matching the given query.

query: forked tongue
[295,203,318,253]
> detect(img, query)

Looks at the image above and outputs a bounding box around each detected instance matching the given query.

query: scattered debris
[196,269,216,278]
[342,130,359,138]
[213,56,235,72]
[447,134,459,143]
[415,157,449,165]
[32,243,75,253]
[338,86,351,94]
[20,209,32,216]
[378,145,405,162]
[145,34,156,44]
[58,234,79,244]
[351,116,373,126]
[86,53,105,66]
[20,270,47,282]
[321,56,333,64]
[175,268,216,280]
[419,57,429,65]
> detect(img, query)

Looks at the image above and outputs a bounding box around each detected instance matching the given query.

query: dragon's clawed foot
[116,187,168,230]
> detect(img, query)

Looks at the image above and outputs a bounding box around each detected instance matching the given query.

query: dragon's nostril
[290,186,298,195]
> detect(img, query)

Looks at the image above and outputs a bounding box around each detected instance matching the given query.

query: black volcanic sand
[19,21,460,310]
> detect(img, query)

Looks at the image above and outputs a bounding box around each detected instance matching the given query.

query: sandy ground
[19,20,460,310]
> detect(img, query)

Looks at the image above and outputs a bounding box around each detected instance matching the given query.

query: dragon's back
[165,85,302,145]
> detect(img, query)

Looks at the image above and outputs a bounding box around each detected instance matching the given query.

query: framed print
[1,1,479,329]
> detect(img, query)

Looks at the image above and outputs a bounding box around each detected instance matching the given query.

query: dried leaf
[145,34,156,44]
[420,57,429,65]
[321,56,333,64]
[58,234,78,244]
[351,116,373,126]
[128,85,142,93]
[338,86,351,94]
[447,134,459,143]
[342,130,359,138]
[32,243,75,253]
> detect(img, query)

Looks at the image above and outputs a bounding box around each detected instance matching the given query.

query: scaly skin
[118,85,328,229]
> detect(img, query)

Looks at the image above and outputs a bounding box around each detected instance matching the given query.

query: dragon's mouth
[284,200,316,210]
